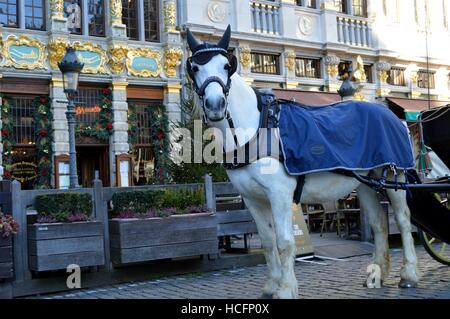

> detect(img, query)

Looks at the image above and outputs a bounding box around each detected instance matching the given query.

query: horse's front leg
[243,197,282,298]
[267,192,298,299]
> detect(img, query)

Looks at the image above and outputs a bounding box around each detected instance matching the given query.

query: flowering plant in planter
[34,193,93,223]
[0,213,19,238]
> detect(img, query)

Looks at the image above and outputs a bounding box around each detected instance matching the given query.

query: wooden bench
[204,177,258,253]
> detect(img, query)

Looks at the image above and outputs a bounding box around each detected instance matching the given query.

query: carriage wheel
[418,230,450,266]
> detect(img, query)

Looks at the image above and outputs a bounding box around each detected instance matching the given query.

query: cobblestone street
[30,247,449,299]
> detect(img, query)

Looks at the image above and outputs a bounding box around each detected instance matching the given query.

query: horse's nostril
[220,97,226,108]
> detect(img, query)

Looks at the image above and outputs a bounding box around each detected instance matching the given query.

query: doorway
[76,146,110,187]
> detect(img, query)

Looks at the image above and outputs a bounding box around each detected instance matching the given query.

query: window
[122,0,138,40]
[75,88,102,127]
[352,0,367,17]
[25,0,45,30]
[143,0,159,42]
[64,0,82,34]
[338,61,352,78]
[0,0,18,28]
[88,0,105,36]
[417,70,435,89]
[251,52,280,75]
[387,67,406,86]
[11,96,36,145]
[364,64,373,83]
[295,57,321,78]
[296,0,316,8]
[334,0,348,14]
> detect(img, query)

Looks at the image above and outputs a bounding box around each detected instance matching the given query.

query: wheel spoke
[439,243,447,254]
[429,237,436,244]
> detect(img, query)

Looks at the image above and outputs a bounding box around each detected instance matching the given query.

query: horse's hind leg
[243,197,282,298]
[386,182,420,288]
[356,184,390,284]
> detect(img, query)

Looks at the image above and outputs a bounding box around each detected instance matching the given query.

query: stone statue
[66,0,81,33]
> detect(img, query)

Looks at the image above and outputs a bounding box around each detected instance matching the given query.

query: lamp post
[58,47,84,189]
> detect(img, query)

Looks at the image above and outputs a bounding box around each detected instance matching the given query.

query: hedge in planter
[0,213,18,279]
[110,187,217,265]
[28,193,105,272]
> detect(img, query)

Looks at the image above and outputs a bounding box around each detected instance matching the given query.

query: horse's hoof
[259,292,274,299]
[363,279,383,288]
[398,279,417,288]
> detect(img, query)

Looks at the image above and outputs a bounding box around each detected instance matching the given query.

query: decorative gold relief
[239,46,251,69]
[50,0,64,18]
[376,88,391,97]
[127,48,162,77]
[410,71,418,84]
[327,65,339,77]
[1,35,46,70]
[48,38,68,69]
[285,51,296,72]
[108,45,128,74]
[353,92,366,101]
[378,70,388,83]
[164,47,182,77]
[352,55,366,82]
[110,0,123,25]
[71,41,107,74]
[164,0,177,32]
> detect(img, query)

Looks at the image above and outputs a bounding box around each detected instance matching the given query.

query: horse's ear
[217,25,231,50]
[187,28,201,53]
[228,55,238,77]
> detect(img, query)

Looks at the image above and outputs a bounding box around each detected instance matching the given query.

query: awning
[273,89,341,106]
[386,97,449,121]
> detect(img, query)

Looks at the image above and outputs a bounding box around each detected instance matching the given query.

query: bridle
[186,47,237,123]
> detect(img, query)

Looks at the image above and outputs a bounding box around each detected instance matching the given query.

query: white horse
[185,26,420,299]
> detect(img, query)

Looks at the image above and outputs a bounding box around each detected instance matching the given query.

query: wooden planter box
[28,221,105,272]
[0,236,13,279]
[110,213,218,265]
[216,210,257,237]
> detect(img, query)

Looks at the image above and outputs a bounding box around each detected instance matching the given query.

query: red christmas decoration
[106,123,113,130]
[3,170,11,178]
[40,97,48,104]
[1,129,9,137]
[101,88,111,95]
[39,129,48,136]
[156,130,165,141]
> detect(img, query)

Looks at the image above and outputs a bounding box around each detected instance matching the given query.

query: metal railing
[336,16,372,47]
[250,1,280,35]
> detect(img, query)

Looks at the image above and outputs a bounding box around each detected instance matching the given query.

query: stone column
[50,77,70,157]
[279,0,297,39]
[324,54,340,92]
[49,0,68,32]
[237,44,254,86]
[321,0,339,44]
[375,61,391,98]
[234,0,252,32]
[284,50,298,89]
[110,81,129,186]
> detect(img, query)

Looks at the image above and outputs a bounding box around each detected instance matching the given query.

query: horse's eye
[224,64,231,70]
[192,65,199,72]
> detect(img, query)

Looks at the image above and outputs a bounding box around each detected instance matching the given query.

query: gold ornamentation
[164,47,183,77]
[239,46,251,69]
[110,0,123,25]
[50,0,64,18]
[410,71,418,84]
[327,65,339,77]
[376,88,391,97]
[378,70,388,83]
[285,51,296,72]
[352,55,366,82]
[1,35,46,70]
[353,92,366,101]
[71,41,107,74]
[164,0,177,32]
[48,38,68,69]
[126,48,162,77]
[108,45,128,74]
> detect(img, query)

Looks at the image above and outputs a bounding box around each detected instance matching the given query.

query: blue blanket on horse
[278,100,415,175]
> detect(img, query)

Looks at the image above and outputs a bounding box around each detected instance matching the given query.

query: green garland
[76,88,113,140]
[1,96,14,180]
[33,96,53,189]
[127,104,137,147]
[150,104,171,184]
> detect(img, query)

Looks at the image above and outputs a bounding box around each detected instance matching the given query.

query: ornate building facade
[0,0,184,188]
[179,0,450,116]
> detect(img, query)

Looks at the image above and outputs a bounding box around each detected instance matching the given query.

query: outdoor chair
[319,201,341,237]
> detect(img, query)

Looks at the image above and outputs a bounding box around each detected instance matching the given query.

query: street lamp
[58,47,84,189]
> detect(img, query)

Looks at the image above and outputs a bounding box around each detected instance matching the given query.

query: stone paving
[29,247,450,299]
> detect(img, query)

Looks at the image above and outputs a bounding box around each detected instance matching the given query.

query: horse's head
[186,25,238,122]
